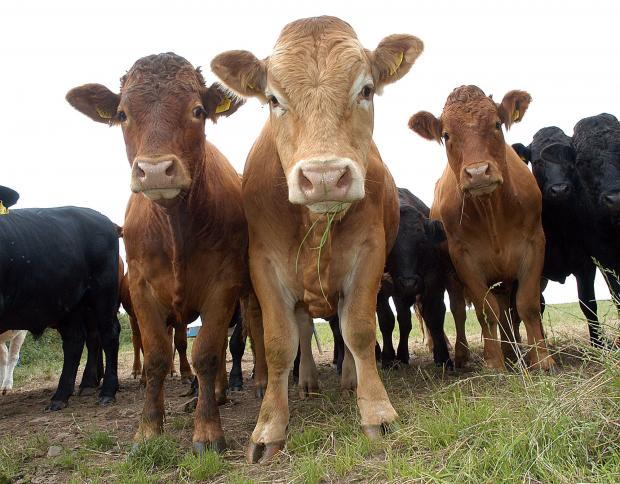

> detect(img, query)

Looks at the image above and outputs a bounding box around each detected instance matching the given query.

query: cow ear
[498,90,531,129]
[370,34,424,93]
[541,143,576,164]
[512,143,531,164]
[201,82,245,123]
[66,83,120,124]
[0,185,19,209]
[424,219,446,245]
[210,50,267,102]
[408,111,442,143]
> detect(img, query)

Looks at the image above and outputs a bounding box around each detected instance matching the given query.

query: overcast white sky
[1,0,618,304]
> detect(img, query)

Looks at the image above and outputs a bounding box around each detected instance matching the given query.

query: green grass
[2,303,620,482]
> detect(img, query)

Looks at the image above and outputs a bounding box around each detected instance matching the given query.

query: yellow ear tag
[389,52,404,76]
[512,110,520,122]
[247,83,256,91]
[96,107,112,119]
[0,201,8,215]
[215,98,232,114]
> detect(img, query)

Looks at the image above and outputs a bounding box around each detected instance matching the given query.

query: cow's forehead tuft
[277,16,356,45]
[442,85,496,119]
[120,52,204,91]
[574,114,620,159]
[531,127,572,162]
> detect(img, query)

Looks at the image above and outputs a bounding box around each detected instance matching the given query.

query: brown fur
[410,85,554,371]
[67,53,266,450]
[212,16,422,462]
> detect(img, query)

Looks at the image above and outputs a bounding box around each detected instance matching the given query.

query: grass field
[1,301,619,483]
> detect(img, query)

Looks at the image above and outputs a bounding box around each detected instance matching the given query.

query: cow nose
[548,183,571,198]
[298,166,352,201]
[397,275,422,293]
[134,160,175,184]
[464,163,490,185]
[602,192,620,211]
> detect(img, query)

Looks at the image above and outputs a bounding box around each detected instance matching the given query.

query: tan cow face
[66,53,242,207]
[211,16,423,213]
[409,86,531,196]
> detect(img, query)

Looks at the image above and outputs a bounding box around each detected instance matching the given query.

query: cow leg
[79,313,102,395]
[48,313,86,410]
[247,260,298,464]
[340,344,357,391]
[516,248,555,371]
[193,287,237,453]
[495,291,520,364]
[575,264,600,346]
[298,310,319,399]
[339,255,397,439]
[129,315,143,379]
[133,292,172,440]
[376,290,397,368]
[174,324,193,383]
[242,291,267,398]
[168,326,177,377]
[393,296,413,366]
[292,346,300,384]
[446,276,469,368]
[421,294,452,368]
[0,331,27,394]
[228,317,245,391]
[328,316,344,374]
[0,338,8,393]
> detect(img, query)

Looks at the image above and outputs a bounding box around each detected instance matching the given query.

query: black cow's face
[534,145,576,204]
[576,151,620,214]
[386,206,445,298]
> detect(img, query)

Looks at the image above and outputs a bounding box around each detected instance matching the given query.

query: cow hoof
[255,385,266,399]
[1,388,10,395]
[184,397,198,413]
[45,400,68,412]
[436,359,455,371]
[78,386,97,397]
[362,422,395,440]
[246,440,284,464]
[98,395,116,406]
[193,436,226,454]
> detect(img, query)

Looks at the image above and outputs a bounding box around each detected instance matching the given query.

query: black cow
[539,114,620,339]
[0,186,120,410]
[513,127,603,346]
[377,188,451,368]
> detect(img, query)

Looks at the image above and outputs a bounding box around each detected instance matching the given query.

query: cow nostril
[136,166,146,179]
[336,168,352,189]
[165,164,175,177]
[550,184,570,195]
[299,172,313,192]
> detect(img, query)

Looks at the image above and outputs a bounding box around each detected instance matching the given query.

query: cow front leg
[447,276,469,368]
[193,287,238,453]
[247,259,298,464]
[376,290,397,368]
[339,255,397,439]
[129,315,143,380]
[174,324,194,383]
[393,296,414,366]
[575,263,601,347]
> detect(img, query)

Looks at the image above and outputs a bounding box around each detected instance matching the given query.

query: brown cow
[409,85,555,371]
[211,16,423,463]
[66,52,266,452]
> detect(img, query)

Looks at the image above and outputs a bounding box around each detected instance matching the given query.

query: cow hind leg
[421,296,453,369]
[129,315,143,379]
[393,296,413,366]
[2,331,27,394]
[328,316,344,374]
[228,317,245,391]
[79,311,102,396]
[376,291,397,368]
[0,340,8,393]
[447,277,470,368]
[297,309,319,399]
[174,325,193,384]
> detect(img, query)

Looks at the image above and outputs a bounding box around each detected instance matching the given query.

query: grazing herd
[1,15,619,463]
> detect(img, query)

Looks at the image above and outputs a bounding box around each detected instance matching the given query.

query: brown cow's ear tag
[0,201,8,215]
[215,98,232,114]
[96,107,113,119]
[512,110,521,122]
[389,52,404,76]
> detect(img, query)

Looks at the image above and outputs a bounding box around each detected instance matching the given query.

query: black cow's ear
[201,82,245,123]
[512,143,531,164]
[541,143,576,164]
[424,219,446,244]
[0,185,19,208]
[66,84,120,124]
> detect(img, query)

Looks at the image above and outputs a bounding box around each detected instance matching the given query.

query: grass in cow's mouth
[295,202,345,305]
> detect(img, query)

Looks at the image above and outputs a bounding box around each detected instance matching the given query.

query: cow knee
[193,352,218,378]
[144,354,171,380]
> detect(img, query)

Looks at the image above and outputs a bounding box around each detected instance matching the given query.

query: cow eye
[361,85,374,99]
[117,110,127,122]
[443,132,450,141]
[192,106,206,119]
[495,121,502,130]
[268,95,279,108]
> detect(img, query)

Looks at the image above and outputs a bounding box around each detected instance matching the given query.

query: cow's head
[513,127,576,204]
[0,185,19,209]
[386,203,445,298]
[409,85,531,197]
[545,113,620,214]
[66,53,242,207]
[211,16,423,213]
